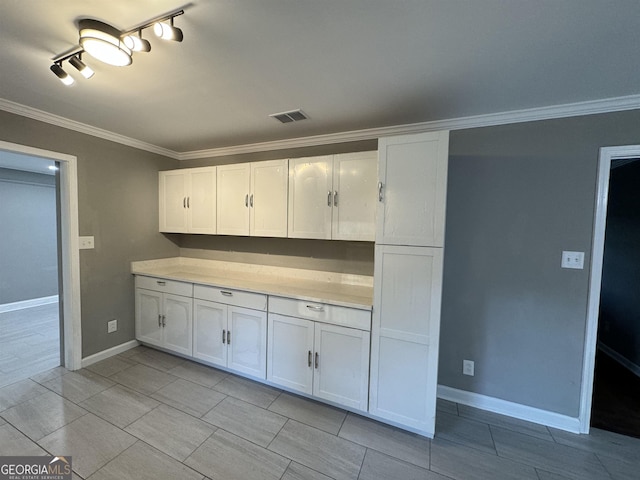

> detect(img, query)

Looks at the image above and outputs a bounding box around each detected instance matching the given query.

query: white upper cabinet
[159,167,217,234]
[377,131,449,247]
[288,155,334,239]
[289,152,377,241]
[217,163,251,236]
[217,160,288,237]
[250,159,289,237]
[332,151,378,241]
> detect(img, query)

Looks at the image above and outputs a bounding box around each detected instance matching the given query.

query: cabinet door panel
[163,294,193,356]
[193,299,227,367]
[267,314,314,394]
[159,171,187,233]
[188,167,217,234]
[217,164,250,235]
[332,152,377,241]
[227,306,267,379]
[135,289,163,347]
[288,156,333,239]
[377,131,448,247]
[250,159,288,237]
[313,323,370,411]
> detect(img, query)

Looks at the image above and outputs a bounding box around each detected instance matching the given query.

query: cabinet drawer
[268,296,371,331]
[135,276,193,297]
[193,285,267,311]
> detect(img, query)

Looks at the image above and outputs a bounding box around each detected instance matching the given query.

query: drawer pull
[378,182,384,202]
[315,352,319,369]
[221,291,233,297]
[158,314,162,327]
[161,315,166,327]
[245,194,249,207]
[306,304,324,312]
[308,350,312,367]
[222,329,226,344]
[250,194,254,207]
[156,281,166,286]
[227,330,231,344]
[333,190,338,207]
[327,191,332,206]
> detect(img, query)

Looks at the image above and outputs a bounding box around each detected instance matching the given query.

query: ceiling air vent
[269,109,309,124]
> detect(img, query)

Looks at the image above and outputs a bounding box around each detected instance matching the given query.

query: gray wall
[441,109,640,417]
[0,168,58,304]
[177,139,378,276]
[0,110,179,357]
[598,159,640,369]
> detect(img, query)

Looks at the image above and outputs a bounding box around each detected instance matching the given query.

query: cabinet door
[159,170,188,233]
[377,131,449,247]
[288,156,333,239]
[369,245,443,437]
[267,314,314,394]
[227,306,267,379]
[250,159,288,237]
[135,288,163,347]
[332,152,377,241]
[187,167,217,234]
[217,163,251,235]
[163,293,193,356]
[193,299,227,367]
[313,323,370,411]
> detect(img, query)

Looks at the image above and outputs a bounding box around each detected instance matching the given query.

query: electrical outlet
[463,359,475,376]
[79,236,95,250]
[561,251,584,269]
[107,319,117,333]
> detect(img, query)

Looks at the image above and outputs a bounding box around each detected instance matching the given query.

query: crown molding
[3,93,640,161]
[178,93,640,159]
[0,98,180,159]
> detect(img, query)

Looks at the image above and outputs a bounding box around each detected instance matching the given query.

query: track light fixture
[50,8,185,85]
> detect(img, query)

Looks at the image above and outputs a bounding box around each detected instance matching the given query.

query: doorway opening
[0,154,61,387]
[580,145,640,435]
[0,140,82,380]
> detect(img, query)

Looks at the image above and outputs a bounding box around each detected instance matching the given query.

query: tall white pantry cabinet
[369,130,449,437]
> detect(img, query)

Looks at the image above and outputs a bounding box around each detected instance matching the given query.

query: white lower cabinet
[135,277,193,357]
[267,312,370,411]
[192,286,267,379]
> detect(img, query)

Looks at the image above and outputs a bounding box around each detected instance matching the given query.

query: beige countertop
[131,258,374,310]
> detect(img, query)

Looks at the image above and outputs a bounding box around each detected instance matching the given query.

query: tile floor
[0,303,60,388]
[0,345,638,480]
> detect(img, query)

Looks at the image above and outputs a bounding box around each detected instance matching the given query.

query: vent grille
[270,109,309,124]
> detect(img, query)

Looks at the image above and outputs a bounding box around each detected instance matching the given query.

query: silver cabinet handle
[183,197,186,208]
[245,194,249,207]
[221,291,233,297]
[308,350,312,367]
[161,315,166,327]
[250,194,254,207]
[158,314,162,327]
[187,196,190,208]
[378,182,384,202]
[315,352,319,369]
[227,330,231,344]
[222,329,226,344]
[327,191,332,206]
[306,304,324,312]
[157,281,166,286]
[333,190,338,207]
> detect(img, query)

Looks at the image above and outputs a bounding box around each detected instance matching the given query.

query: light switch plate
[463,359,475,376]
[107,319,117,333]
[561,251,584,269]
[79,236,94,249]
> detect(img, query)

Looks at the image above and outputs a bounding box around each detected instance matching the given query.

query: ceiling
[2,0,640,155]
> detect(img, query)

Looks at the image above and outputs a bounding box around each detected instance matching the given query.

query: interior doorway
[581,145,640,435]
[0,140,82,376]
[0,154,61,387]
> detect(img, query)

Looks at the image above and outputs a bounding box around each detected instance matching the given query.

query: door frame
[579,144,640,432]
[0,140,82,371]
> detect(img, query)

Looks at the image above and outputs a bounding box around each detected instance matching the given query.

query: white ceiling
[1,1,640,155]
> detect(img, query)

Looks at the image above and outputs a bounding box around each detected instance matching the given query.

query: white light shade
[123,35,151,52]
[79,19,132,66]
[69,56,94,79]
[50,64,75,86]
[154,22,183,42]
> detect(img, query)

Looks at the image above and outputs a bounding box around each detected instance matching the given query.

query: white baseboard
[437,385,581,433]
[598,342,640,378]
[0,295,59,313]
[81,340,140,368]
